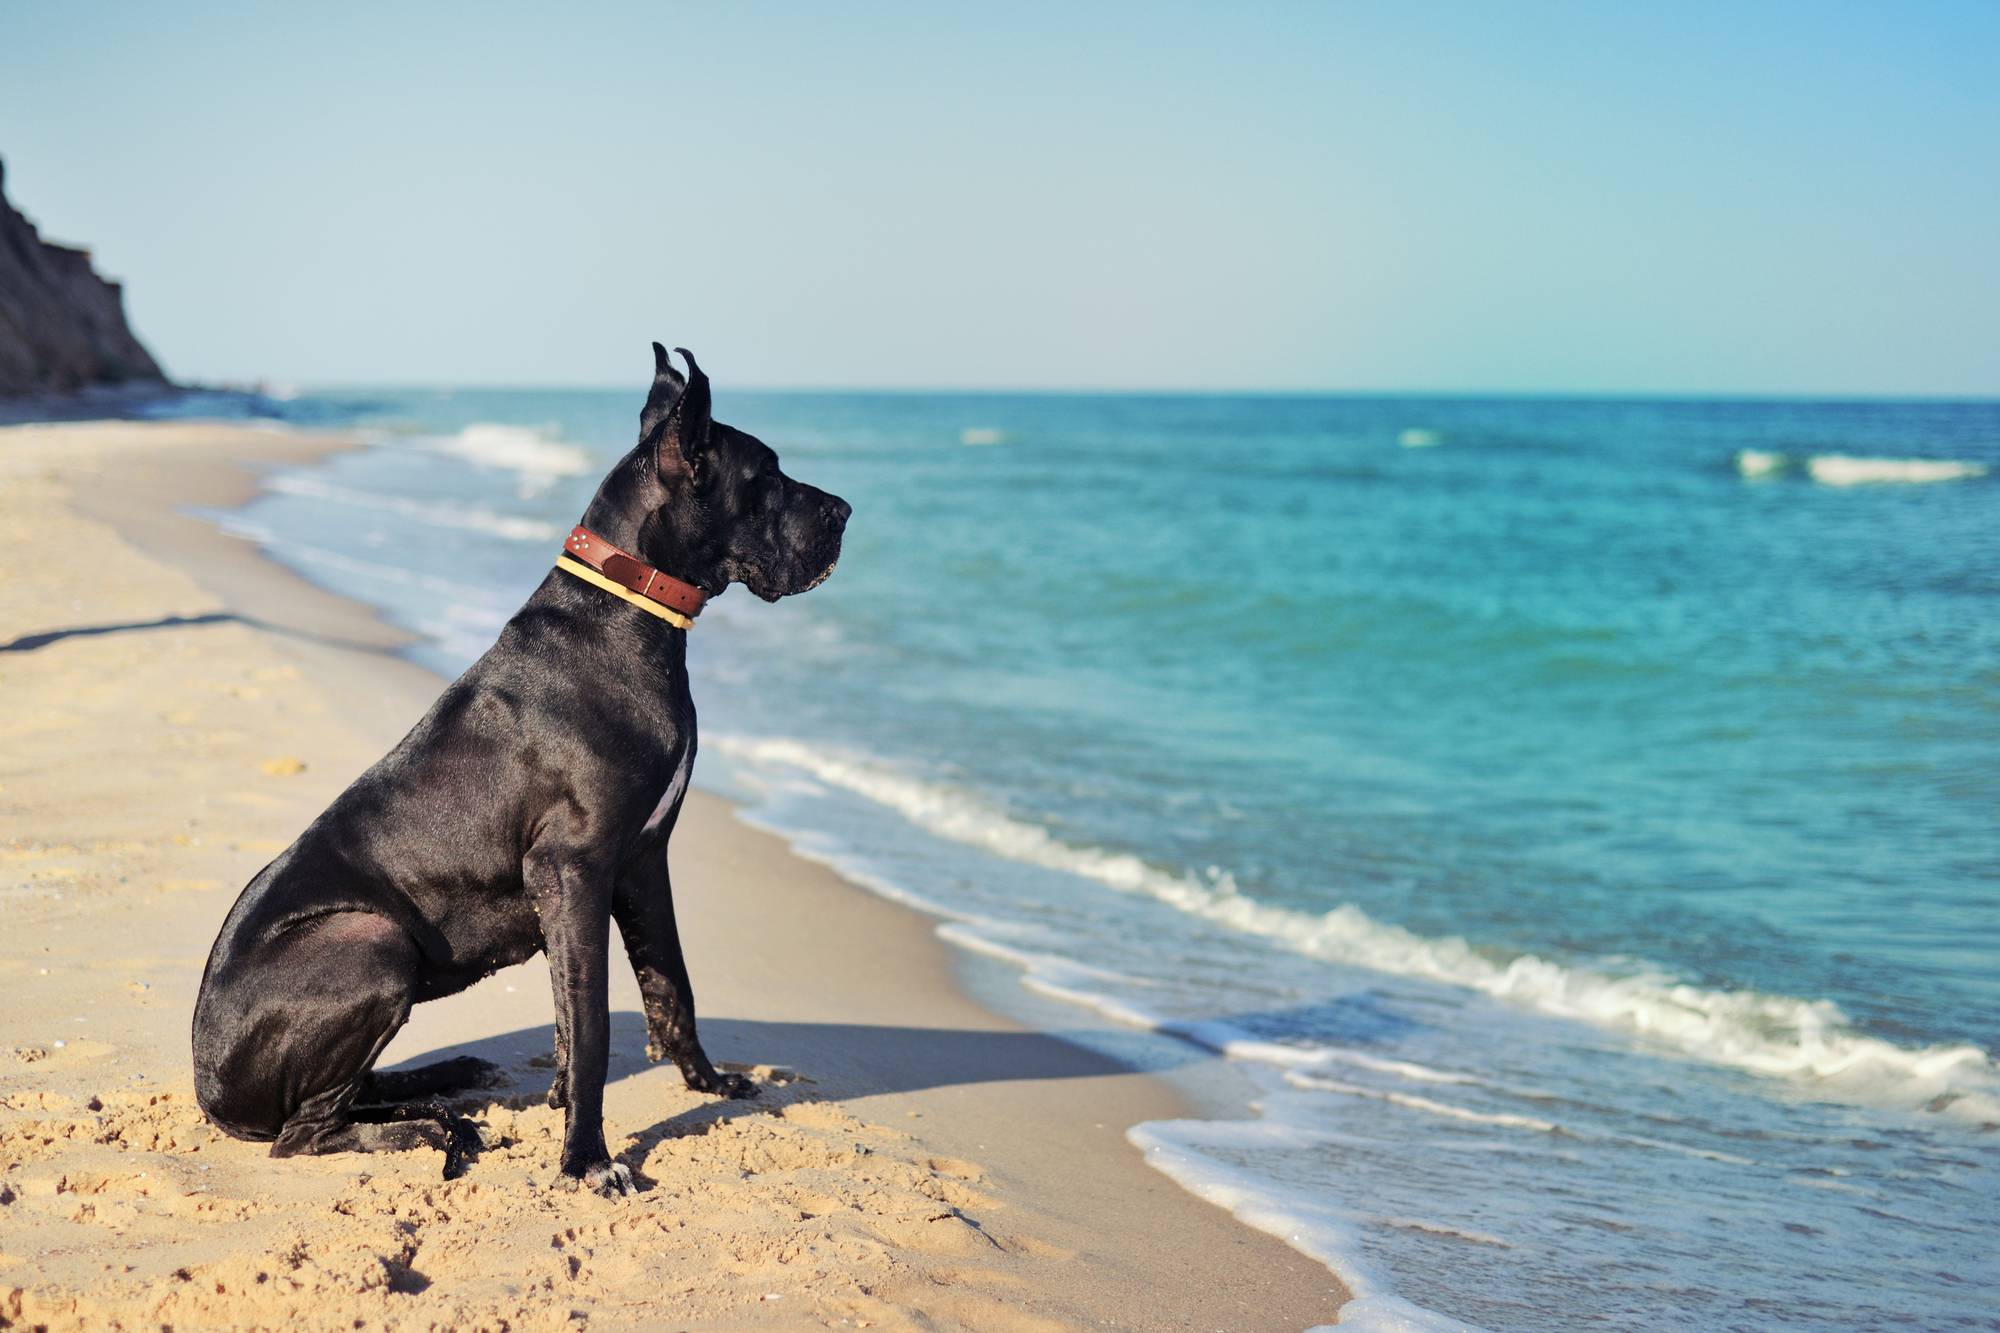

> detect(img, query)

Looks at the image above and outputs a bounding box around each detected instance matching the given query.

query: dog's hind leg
[272,1092,482,1179]
[197,911,482,1179]
[359,1055,511,1105]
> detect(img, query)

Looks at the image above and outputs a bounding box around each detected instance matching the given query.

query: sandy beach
[0,420,1348,1332]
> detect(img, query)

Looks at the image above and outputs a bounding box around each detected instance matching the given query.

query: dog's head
[582,344,850,604]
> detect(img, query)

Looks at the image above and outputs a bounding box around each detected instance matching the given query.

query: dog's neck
[558,526,706,630]
[577,457,720,598]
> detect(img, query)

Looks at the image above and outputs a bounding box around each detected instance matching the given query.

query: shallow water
[172,387,2000,1330]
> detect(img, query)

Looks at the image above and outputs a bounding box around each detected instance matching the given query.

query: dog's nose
[827,495,852,526]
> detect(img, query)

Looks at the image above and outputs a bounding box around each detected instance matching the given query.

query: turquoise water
[174,388,2000,1330]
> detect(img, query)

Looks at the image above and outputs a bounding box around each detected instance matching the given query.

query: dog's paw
[564,1160,636,1198]
[440,1114,484,1180]
[715,1071,760,1100]
[684,1065,760,1100]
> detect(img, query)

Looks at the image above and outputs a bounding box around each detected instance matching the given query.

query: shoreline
[0,419,1350,1331]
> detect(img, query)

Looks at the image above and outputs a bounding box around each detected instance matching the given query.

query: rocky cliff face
[0,158,167,396]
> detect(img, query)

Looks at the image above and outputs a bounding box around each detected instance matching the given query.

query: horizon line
[184,381,2000,404]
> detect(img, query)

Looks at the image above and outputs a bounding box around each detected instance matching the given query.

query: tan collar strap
[556,525,707,628]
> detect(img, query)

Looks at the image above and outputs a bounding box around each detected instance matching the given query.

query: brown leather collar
[559,526,707,620]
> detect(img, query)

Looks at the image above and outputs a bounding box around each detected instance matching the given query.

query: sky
[2,2,1996,394]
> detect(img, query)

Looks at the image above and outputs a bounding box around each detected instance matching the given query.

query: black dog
[192,346,849,1194]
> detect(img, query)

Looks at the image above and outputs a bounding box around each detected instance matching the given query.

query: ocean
[162,386,2000,1331]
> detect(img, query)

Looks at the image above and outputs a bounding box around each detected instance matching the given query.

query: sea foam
[1805,454,1987,485]
[262,474,557,541]
[1126,1120,1493,1333]
[424,423,592,496]
[716,735,2000,1124]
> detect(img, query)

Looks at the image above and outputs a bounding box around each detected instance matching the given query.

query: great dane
[192,345,849,1194]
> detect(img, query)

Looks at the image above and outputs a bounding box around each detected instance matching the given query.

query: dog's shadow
[378,1012,1174,1100]
[378,1014,1186,1186]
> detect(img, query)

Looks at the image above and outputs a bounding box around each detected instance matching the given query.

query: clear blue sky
[3,2,1995,393]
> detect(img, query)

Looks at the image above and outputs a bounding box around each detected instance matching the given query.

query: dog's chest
[641,744,693,834]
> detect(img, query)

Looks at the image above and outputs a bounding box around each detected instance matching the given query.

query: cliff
[0,158,167,396]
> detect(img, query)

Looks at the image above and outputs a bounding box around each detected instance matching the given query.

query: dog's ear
[639,341,687,446]
[656,347,712,479]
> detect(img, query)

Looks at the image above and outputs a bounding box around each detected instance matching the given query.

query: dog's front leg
[614,855,756,1099]
[530,850,635,1196]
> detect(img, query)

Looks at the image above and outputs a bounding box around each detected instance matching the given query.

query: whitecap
[1806,455,1986,485]
[1735,449,1785,477]
[426,423,592,497]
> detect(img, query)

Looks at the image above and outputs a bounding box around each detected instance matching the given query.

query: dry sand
[0,421,1349,1332]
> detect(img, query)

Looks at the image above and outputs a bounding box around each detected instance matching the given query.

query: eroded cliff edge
[0,158,167,397]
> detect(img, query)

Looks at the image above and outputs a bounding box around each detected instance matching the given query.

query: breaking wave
[1735,450,1988,484]
[1734,449,1785,477]
[1807,455,1987,485]
[262,475,557,541]
[423,423,593,496]
[716,734,2000,1124]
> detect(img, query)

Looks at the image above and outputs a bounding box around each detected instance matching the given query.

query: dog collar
[556,526,707,631]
